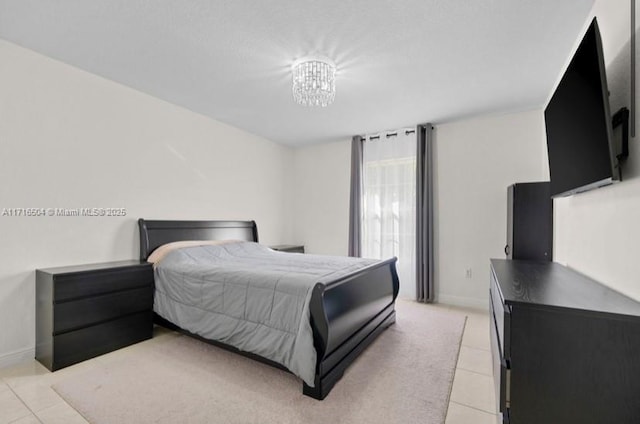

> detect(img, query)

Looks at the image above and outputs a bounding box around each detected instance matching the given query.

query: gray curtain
[416,124,434,302]
[348,135,363,257]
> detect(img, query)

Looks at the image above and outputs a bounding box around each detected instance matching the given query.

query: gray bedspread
[153,241,377,387]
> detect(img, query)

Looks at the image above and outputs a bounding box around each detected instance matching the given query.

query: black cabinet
[506,182,552,261]
[36,260,154,371]
[270,245,305,253]
[490,259,640,424]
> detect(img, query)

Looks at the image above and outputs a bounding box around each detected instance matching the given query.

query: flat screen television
[544,18,620,197]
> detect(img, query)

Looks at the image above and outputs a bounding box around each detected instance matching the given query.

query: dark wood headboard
[138,219,259,261]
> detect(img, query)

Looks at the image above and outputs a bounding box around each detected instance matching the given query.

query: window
[362,132,416,298]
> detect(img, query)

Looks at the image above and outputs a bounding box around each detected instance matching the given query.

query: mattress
[153,241,377,386]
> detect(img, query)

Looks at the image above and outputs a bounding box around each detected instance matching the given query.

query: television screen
[544,18,619,197]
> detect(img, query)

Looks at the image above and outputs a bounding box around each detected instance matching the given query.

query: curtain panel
[416,124,434,303]
[348,135,364,257]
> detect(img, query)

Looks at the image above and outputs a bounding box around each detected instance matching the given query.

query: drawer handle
[504,245,510,256]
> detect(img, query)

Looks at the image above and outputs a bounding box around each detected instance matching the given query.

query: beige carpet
[53,300,466,424]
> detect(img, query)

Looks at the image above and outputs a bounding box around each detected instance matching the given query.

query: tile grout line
[49,383,92,424]
[455,366,496,378]
[460,344,492,353]
[449,367,498,416]
[4,379,45,424]
[9,376,88,424]
[443,315,469,423]
[460,342,491,352]
[457,344,493,376]
[455,365,492,377]
[449,400,497,417]
[449,311,496,419]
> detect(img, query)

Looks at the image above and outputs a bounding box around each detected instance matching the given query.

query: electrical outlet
[465,268,472,279]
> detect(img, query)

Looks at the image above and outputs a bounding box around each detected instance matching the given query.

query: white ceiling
[0,0,594,146]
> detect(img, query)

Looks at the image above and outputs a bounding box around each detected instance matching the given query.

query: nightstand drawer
[54,286,154,334]
[53,266,153,301]
[52,311,153,370]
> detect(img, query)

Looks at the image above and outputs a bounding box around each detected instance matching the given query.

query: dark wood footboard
[304,257,399,399]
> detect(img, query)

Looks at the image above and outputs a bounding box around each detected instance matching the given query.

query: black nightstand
[36,260,154,371]
[270,245,305,253]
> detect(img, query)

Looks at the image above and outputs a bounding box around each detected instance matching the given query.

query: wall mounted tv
[544,18,621,198]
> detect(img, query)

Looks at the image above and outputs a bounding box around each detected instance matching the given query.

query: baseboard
[0,347,35,369]
[437,294,488,311]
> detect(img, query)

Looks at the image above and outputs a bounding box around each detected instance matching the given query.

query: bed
[138,218,399,400]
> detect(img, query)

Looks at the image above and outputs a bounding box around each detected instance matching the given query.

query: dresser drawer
[54,286,154,334]
[490,268,510,357]
[490,297,510,419]
[52,311,153,370]
[53,266,153,301]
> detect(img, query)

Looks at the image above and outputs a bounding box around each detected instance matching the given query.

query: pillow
[147,240,240,265]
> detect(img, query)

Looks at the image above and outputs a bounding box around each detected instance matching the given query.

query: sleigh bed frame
[138,218,399,400]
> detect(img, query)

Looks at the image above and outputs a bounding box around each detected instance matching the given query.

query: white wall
[0,40,294,366]
[292,139,351,256]
[435,110,546,308]
[292,110,546,308]
[554,0,640,301]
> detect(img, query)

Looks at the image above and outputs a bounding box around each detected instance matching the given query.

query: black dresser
[36,260,154,371]
[490,259,640,424]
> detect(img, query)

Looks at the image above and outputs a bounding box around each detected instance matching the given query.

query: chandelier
[292,56,336,107]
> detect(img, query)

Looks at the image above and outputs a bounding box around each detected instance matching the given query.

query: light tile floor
[0,304,494,424]
[445,305,498,424]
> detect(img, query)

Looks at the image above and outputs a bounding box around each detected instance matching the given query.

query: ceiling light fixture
[292,56,336,107]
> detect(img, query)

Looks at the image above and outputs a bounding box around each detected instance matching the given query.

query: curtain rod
[365,129,416,141]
